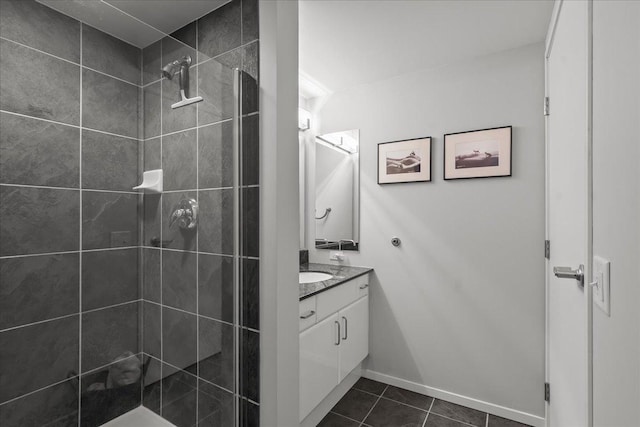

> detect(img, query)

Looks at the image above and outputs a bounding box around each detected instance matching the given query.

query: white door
[299,313,340,421]
[546,1,592,426]
[338,296,369,382]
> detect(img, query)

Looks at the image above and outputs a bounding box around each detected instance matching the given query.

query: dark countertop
[299,263,373,300]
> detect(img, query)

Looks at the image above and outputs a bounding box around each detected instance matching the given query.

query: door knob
[553,264,584,287]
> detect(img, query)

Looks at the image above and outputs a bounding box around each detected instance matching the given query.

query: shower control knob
[391,237,401,247]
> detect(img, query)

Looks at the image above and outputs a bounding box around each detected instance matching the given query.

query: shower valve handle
[169,198,198,230]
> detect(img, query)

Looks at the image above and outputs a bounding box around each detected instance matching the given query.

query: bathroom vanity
[298,263,372,421]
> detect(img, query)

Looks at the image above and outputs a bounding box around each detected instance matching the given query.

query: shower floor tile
[319,378,533,427]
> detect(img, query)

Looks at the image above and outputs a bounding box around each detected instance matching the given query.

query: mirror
[314,130,360,250]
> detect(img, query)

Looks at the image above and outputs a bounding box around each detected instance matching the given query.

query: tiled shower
[0,0,260,425]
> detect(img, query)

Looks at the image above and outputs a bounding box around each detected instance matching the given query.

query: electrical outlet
[593,256,610,316]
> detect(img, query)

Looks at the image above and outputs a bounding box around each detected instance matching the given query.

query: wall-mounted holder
[133,169,163,193]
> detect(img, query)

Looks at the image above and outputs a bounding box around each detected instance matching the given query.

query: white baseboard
[300,367,361,427]
[362,369,545,427]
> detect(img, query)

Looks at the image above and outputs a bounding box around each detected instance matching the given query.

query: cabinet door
[338,296,369,382]
[299,313,340,421]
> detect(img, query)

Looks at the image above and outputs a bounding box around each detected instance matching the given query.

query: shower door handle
[553,264,584,287]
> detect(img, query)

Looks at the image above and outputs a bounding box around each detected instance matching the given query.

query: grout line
[78,22,84,427]
[422,398,435,427]
[83,64,140,87]
[328,411,366,425]
[0,183,139,194]
[0,375,79,407]
[375,395,431,413]
[195,43,200,421]
[0,312,79,333]
[426,412,481,427]
[158,38,164,416]
[486,413,489,427]
[359,385,388,426]
[82,299,140,315]
[194,39,259,69]
[158,117,233,138]
[0,110,142,141]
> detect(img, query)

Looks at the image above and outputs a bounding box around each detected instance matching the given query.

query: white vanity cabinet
[299,274,369,421]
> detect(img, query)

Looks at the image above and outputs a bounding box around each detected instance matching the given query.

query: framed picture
[378,137,431,184]
[443,126,512,180]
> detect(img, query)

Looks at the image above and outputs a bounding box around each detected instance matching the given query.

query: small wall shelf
[133,169,163,193]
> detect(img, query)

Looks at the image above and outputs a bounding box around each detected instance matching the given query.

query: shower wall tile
[82,68,139,138]
[240,399,260,427]
[82,248,138,311]
[82,130,139,192]
[0,379,79,427]
[197,0,242,61]
[198,253,234,323]
[0,112,80,188]
[81,301,139,373]
[199,120,234,189]
[242,186,259,257]
[82,24,141,85]
[162,129,197,191]
[162,75,197,134]
[162,34,196,68]
[0,314,79,402]
[242,113,259,186]
[0,253,79,330]
[142,356,161,414]
[242,68,259,116]
[198,189,234,255]
[243,41,259,81]
[242,0,259,44]
[80,354,142,427]
[162,307,197,372]
[198,317,234,391]
[241,328,259,403]
[143,40,162,85]
[162,191,198,251]
[242,258,259,330]
[0,186,79,256]
[144,82,161,139]
[162,250,197,312]
[0,0,80,63]
[161,365,198,427]
[143,302,161,359]
[144,137,162,170]
[199,379,234,426]
[197,51,239,126]
[143,193,162,248]
[82,191,138,250]
[170,22,197,49]
[0,39,80,125]
[143,248,161,302]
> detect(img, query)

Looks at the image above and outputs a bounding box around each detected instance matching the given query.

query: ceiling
[299,0,554,95]
[38,0,228,48]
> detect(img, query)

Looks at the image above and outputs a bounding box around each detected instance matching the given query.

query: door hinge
[545,382,550,402]
[545,240,550,259]
[544,96,550,116]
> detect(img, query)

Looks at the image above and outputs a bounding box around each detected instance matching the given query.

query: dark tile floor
[318,378,531,427]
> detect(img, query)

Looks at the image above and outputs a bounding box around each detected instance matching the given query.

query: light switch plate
[593,255,610,316]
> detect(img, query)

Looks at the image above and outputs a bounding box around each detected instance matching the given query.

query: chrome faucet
[338,239,356,251]
[169,198,198,230]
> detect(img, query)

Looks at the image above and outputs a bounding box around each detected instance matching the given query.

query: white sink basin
[299,271,333,284]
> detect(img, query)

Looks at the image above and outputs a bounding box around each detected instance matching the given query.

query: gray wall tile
[0,186,79,256]
[162,192,198,251]
[162,129,197,191]
[170,22,197,49]
[198,253,233,323]
[162,250,197,312]
[142,356,161,414]
[0,112,80,188]
[0,379,78,426]
[143,193,162,247]
[198,189,233,255]
[199,379,234,426]
[241,328,259,402]
[0,39,80,125]
[0,0,80,62]
[197,0,241,61]
[82,302,139,373]
[0,315,79,402]
[143,248,161,302]
[242,0,259,44]
[143,303,161,359]
[144,137,161,171]
[82,24,141,85]
[242,258,259,330]
[199,121,234,189]
[162,307,196,371]
[161,365,197,426]
[0,253,79,330]
[242,113,259,186]
[82,249,138,311]
[144,82,161,139]
[82,191,138,250]
[82,130,139,192]
[197,51,239,126]
[142,40,161,86]
[242,187,259,257]
[82,68,139,138]
[198,317,234,391]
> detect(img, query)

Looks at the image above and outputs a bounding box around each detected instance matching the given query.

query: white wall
[308,43,546,418]
[592,1,640,426]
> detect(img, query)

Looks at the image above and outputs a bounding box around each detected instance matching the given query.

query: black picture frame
[377,136,432,185]
[443,126,512,180]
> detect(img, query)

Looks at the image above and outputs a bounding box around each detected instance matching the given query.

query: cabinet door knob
[359,284,368,289]
[299,310,315,319]
[342,316,348,340]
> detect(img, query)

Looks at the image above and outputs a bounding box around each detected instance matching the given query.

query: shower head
[161,56,192,80]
